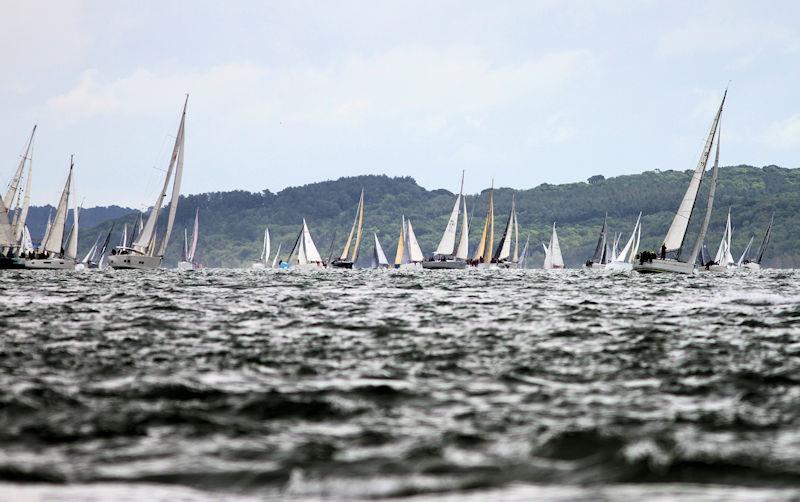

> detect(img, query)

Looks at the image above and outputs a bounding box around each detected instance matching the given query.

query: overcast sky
[1,1,799,208]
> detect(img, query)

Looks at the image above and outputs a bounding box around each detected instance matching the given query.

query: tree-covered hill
[70,165,799,268]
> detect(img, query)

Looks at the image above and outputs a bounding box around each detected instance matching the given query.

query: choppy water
[1,268,799,501]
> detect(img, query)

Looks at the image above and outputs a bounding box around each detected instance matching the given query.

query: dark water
[1,268,799,501]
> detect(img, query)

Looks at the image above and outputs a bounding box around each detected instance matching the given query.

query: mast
[665,88,727,256]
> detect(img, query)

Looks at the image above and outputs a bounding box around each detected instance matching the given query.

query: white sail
[158,99,187,257]
[0,194,15,247]
[42,162,73,255]
[548,223,564,269]
[22,225,33,253]
[542,242,551,269]
[512,211,520,263]
[4,126,35,209]
[135,97,188,255]
[663,89,727,254]
[714,209,732,264]
[615,212,642,263]
[455,196,469,260]
[405,219,424,262]
[271,242,282,268]
[262,228,271,265]
[41,209,52,249]
[65,205,79,260]
[120,224,128,247]
[518,236,529,267]
[372,232,389,267]
[435,173,464,256]
[187,209,199,262]
[737,236,754,266]
[631,223,642,263]
[14,156,32,242]
[82,234,101,264]
[494,197,516,261]
[299,218,323,264]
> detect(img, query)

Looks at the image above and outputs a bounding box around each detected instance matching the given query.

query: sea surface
[1,268,799,501]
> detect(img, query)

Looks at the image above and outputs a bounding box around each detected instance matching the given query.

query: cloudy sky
[1,1,799,207]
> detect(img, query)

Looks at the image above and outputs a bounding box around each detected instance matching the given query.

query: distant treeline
[56,165,798,268]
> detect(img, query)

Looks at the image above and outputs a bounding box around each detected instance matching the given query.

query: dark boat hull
[330,260,354,269]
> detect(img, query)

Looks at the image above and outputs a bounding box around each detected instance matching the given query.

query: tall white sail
[455,196,469,260]
[22,225,33,253]
[631,223,642,263]
[261,228,271,265]
[542,243,551,269]
[300,218,323,263]
[41,210,53,249]
[435,172,464,256]
[737,236,754,266]
[687,118,723,266]
[120,224,128,248]
[548,223,564,269]
[663,89,727,254]
[65,205,79,260]
[187,209,199,262]
[372,232,389,267]
[4,126,35,209]
[14,156,32,242]
[512,211,520,263]
[135,97,188,255]
[271,242,282,268]
[405,219,424,262]
[615,212,642,263]
[158,98,188,257]
[42,161,73,254]
[714,209,732,264]
[494,196,516,261]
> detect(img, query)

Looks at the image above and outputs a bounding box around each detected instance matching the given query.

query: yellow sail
[482,187,494,263]
[394,216,405,265]
[473,216,488,261]
[350,190,365,262]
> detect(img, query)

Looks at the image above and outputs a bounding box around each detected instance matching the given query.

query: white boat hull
[24,258,77,270]
[422,260,467,270]
[633,259,694,275]
[106,254,163,270]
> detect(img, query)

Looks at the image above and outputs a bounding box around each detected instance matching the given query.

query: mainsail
[591,214,608,264]
[134,97,188,256]
[271,242,282,268]
[714,209,733,265]
[260,228,271,265]
[294,218,323,265]
[755,214,773,264]
[4,126,35,210]
[663,89,727,255]
[187,209,199,262]
[472,183,494,262]
[42,160,73,255]
[339,189,364,262]
[455,196,469,260]
[493,195,516,262]
[404,219,424,262]
[394,216,406,266]
[614,212,642,264]
[434,172,464,257]
[65,205,79,260]
[687,116,723,266]
[544,223,564,269]
[737,236,754,266]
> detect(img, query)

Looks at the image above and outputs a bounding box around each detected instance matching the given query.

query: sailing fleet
[1,90,777,274]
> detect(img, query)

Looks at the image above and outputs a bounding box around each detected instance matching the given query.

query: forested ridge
[49,164,798,268]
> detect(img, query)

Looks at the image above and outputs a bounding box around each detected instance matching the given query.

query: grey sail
[591,215,607,263]
[755,214,774,264]
[687,117,722,265]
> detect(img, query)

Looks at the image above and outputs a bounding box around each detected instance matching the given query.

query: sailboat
[25,158,78,269]
[736,235,755,268]
[331,189,365,269]
[177,209,200,270]
[471,182,495,268]
[634,90,726,274]
[370,232,390,269]
[107,97,188,270]
[543,223,565,269]
[286,218,324,269]
[493,194,521,268]
[585,214,611,268]
[423,171,469,269]
[0,126,36,269]
[741,214,773,271]
[252,228,271,269]
[607,213,642,271]
[518,236,530,269]
[393,215,423,269]
[708,208,736,272]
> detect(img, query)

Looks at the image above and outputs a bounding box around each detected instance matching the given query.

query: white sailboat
[287,218,324,269]
[423,172,469,270]
[543,222,565,270]
[177,209,200,270]
[493,194,521,268]
[25,158,78,269]
[607,213,642,271]
[108,97,188,270]
[741,214,773,271]
[708,208,736,272]
[518,236,530,268]
[252,228,271,269]
[634,89,726,274]
[331,189,365,269]
[370,232,390,269]
[399,218,424,269]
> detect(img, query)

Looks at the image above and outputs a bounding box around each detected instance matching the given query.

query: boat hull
[633,259,694,275]
[0,256,27,269]
[177,261,197,271]
[330,260,354,269]
[742,262,761,271]
[24,258,77,270]
[422,260,467,270]
[106,254,163,270]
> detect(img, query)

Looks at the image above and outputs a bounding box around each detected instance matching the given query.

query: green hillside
[77,165,799,268]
